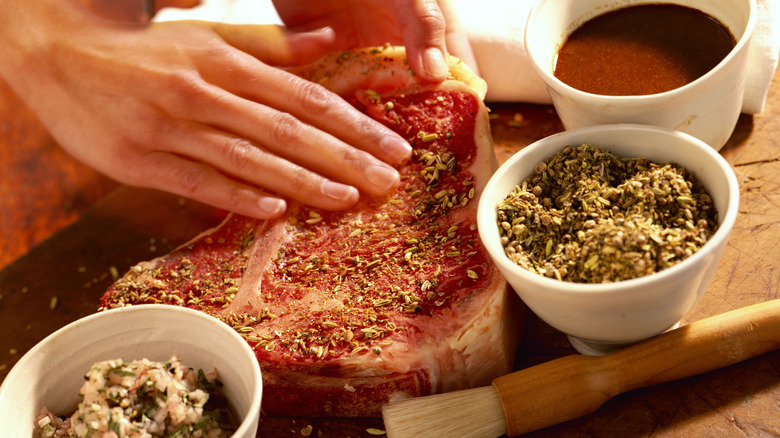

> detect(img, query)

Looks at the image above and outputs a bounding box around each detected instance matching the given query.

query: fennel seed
[496,144,718,283]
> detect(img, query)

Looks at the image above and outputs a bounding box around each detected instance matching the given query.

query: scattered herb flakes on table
[497,144,718,283]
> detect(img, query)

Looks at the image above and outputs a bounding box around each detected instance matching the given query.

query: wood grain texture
[0,79,120,271]
[0,1,778,436]
[495,300,780,436]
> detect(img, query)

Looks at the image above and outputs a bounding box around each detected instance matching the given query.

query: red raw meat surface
[101,47,520,417]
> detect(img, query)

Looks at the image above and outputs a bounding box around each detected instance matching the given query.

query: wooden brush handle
[493,299,780,437]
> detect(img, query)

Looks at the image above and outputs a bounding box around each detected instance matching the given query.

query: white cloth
[155,0,780,113]
[743,0,780,113]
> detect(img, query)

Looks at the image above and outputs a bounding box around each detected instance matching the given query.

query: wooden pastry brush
[382,299,780,437]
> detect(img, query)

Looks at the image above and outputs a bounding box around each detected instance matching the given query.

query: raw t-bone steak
[101,46,520,417]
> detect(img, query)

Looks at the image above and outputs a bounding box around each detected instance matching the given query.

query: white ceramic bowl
[477,124,739,355]
[525,0,757,150]
[0,305,262,437]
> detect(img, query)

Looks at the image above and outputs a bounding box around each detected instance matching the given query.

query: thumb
[207,22,337,66]
[392,0,450,82]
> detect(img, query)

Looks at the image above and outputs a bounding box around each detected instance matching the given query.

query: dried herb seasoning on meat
[497,144,718,283]
[100,46,517,418]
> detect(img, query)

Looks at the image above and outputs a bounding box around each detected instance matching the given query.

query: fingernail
[367,165,400,191]
[313,25,334,35]
[310,26,336,39]
[321,180,358,202]
[258,197,286,216]
[380,136,412,163]
[423,47,449,79]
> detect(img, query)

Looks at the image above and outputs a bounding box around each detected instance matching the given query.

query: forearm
[0,0,102,97]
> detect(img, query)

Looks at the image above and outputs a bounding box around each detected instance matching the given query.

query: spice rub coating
[101,46,516,417]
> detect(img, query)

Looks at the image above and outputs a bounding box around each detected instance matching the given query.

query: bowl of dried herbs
[477,124,739,355]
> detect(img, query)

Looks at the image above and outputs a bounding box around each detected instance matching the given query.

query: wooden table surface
[1,2,778,437]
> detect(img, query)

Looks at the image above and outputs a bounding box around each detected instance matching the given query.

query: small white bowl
[0,305,262,437]
[524,0,756,150]
[477,124,739,355]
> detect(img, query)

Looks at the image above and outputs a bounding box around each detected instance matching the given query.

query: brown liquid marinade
[553,4,736,96]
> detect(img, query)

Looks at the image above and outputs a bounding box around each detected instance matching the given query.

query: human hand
[0,1,414,219]
[273,0,479,82]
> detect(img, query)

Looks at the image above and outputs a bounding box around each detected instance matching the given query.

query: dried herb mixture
[497,144,718,283]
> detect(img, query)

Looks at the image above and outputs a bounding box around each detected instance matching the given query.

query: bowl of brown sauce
[524,0,757,150]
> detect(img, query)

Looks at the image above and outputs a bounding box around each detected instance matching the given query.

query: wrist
[0,0,100,85]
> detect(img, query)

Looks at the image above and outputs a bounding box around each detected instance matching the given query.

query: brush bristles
[382,386,507,438]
